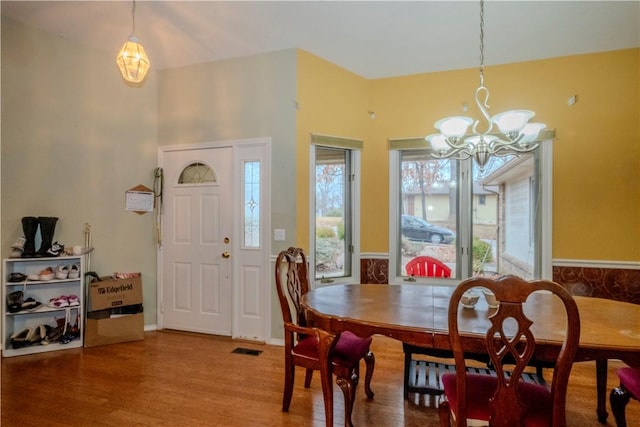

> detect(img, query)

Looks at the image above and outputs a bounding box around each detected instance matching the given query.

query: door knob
[222,251,230,258]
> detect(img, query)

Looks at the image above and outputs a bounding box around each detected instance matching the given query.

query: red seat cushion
[292,330,371,367]
[334,330,372,365]
[442,372,552,427]
[292,334,321,358]
[618,367,640,399]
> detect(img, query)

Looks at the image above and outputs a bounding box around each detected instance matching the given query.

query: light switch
[274,229,286,241]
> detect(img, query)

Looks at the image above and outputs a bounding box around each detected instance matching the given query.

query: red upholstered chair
[275,247,375,427]
[438,275,581,427]
[610,365,640,427]
[405,255,452,278]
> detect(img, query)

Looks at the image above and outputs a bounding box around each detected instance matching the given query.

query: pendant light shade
[116,35,150,83]
[116,0,150,84]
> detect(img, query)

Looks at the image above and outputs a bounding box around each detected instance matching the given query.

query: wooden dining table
[302,283,640,424]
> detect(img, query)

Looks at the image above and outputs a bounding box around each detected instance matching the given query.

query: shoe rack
[2,256,84,357]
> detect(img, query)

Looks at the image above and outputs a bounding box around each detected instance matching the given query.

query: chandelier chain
[479,0,485,87]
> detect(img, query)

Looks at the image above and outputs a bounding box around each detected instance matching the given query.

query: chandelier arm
[444,137,474,151]
[431,145,474,161]
[491,133,526,148]
[472,85,493,135]
[493,143,540,155]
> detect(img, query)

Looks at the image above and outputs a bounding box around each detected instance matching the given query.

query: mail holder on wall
[125,184,155,215]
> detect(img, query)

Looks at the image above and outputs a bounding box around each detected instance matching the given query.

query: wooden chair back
[275,246,311,329]
[405,255,451,277]
[447,275,580,427]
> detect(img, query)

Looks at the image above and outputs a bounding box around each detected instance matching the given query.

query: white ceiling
[2,1,639,79]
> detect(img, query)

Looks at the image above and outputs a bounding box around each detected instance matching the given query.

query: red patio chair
[403,256,452,398]
[405,255,452,278]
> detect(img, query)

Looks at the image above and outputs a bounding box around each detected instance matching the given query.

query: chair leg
[304,368,314,388]
[438,399,451,427]
[363,351,375,399]
[282,359,295,412]
[337,374,356,427]
[610,386,631,427]
[403,349,412,399]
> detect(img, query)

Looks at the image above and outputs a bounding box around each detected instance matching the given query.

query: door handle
[222,251,230,258]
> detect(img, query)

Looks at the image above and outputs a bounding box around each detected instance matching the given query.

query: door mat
[232,347,263,356]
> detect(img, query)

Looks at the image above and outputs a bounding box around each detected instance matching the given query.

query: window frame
[309,134,362,287]
[388,137,553,285]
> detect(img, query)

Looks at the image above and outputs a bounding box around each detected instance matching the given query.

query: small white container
[482,289,499,308]
[461,291,480,308]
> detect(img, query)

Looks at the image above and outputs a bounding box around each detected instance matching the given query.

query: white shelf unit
[2,256,84,357]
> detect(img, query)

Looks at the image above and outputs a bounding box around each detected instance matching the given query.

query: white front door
[161,147,233,335]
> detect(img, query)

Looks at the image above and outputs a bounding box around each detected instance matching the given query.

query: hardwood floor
[1,330,637,426]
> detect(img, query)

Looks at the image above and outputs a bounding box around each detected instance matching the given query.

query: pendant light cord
[131,0,137,35]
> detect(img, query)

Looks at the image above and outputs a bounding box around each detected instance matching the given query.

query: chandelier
[426,0,545,170]
[116,0,150,83]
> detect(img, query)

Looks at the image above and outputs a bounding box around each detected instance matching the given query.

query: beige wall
[157,49,297,340]
[1,16,158,325]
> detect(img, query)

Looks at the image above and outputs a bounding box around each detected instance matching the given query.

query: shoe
[67,295,80,306]
[7,290,24,313]
[11,237,26,250]
[68,264,80,279]
[47,296,69,308]
[8,272,27,282]
[10,328,31,349]
[26,325,47,345]
[21,297,42,312]
[46,242,64,257]
[39,325,53,345]
[55,264,69,280]
[9,237,25,259]
[39,267,54,281]
[45,325,63,344]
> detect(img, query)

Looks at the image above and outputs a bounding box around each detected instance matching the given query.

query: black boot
[36,216,58,257]
[21,217,39,258]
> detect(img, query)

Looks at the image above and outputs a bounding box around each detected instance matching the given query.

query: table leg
[596,359,608,423]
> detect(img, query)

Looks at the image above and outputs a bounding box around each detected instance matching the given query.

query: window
[178,162,215,183]
[310,135,361,285]
[243,161,260,248]
[389,137,552,284]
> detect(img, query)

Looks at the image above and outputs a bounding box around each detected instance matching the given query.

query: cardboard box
[84,313,144,348]
[88,276,143,311]
[84,276,144,348]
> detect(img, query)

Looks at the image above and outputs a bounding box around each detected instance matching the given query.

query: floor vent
[232,347,263,356]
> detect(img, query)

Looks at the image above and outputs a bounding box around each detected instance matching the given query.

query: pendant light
[116,0,150,83]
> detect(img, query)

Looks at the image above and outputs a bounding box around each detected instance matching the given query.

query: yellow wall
[296,50,370,251]
[299,48,640,261]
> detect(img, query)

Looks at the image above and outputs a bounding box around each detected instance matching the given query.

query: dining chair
[275,247,375,427]
[610,365,640,427]
[438,275,581,427]
[404,255,453,399]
